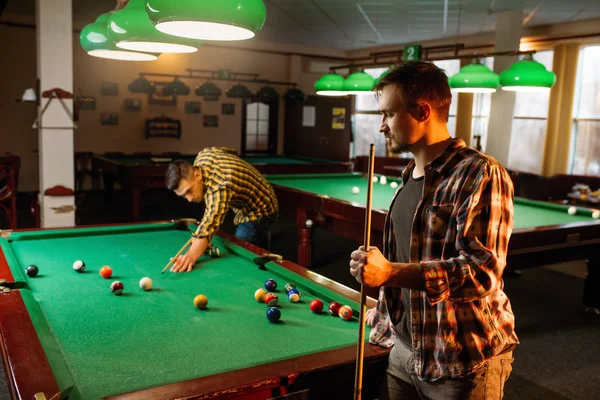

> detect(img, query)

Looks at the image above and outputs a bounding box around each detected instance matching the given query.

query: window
[571,45,600,176]
[432,59,460,138]
[472,57,494,152]
[244,102,270,153]
[507,51,554,174]
[353,67,389,157]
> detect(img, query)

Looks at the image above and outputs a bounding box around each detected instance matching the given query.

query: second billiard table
[0,221,387,399]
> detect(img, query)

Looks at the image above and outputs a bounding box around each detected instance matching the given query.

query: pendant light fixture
[257,86,279,102]
[128,76,157,94]
[196,82,222,100]
[108,0,201,53]
[314,73,346,96]
[163,78,191,96]
[146,0,267,41]
[80,13,158,61]
[283,87,306,103]
[227,84,253,98]
[448,60,499,93]
[500,54,556,92]
[343,71,375,95]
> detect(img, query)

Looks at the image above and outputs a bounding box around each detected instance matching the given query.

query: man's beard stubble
[388,141,412,154]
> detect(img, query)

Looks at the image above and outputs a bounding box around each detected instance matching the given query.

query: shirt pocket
[423,204,455,241]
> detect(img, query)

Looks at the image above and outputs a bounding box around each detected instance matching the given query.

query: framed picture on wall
[101,82,119,96]
[221,103,235,115]
[203,115,219,127]
[101,112,119,125]
[185,101,201,114]
[77,96,96,110]
[124,99,142,112]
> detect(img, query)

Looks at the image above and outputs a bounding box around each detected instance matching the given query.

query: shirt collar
[401,138,466,181]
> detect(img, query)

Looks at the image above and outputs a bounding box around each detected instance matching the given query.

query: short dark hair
[165,160,194,191]
[374,61,452,122]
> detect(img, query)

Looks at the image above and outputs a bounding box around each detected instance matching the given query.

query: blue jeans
[234,214,277,248]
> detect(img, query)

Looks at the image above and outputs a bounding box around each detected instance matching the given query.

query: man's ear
[415,103,431,122]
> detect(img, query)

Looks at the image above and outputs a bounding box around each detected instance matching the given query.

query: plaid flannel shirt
[192,147,278,241]
[369,138,519,381]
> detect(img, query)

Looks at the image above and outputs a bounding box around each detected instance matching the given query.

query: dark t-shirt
[390,172,424,346]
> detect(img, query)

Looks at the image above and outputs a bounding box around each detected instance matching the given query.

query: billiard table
[267,173,600,272]
[0,221,387,400]
[92,154,350,221]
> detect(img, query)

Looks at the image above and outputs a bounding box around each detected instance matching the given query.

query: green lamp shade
[343,72,374,95]
[227,84,253,98]
[108,0,200,53]
[195,82,222,100]
[315,74,346,96]
[500,57,556,92]
[163,78,191,96]
[80,13,158,61]
[128,76,157,94]
[449,63,499,93]
[257,86,279,102]
[146,0,267,41]
[283,87,306,103]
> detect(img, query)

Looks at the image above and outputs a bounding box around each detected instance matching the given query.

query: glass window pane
[448,116,456,138]
[508,119,547,174]
[513,51,554,118]
[258,135,269,151]
[258,120,269,135]
[433,59,460,116]
[247,102,258,119]
[355,93,379,111]
[258,103,270,120]
[246,121,257,135]
[471,116,489,152]
[571,121,600,175]
[573,46,600,119]
[246,135,257,151]
[354,114,387,157]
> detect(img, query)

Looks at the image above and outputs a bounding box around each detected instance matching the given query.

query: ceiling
[3,0,600,50]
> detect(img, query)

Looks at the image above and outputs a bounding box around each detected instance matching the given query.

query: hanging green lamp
[283,87,306,103]
[314,73,346,96]
[448,60,499,93]
[163,78,191,96]
[146,0,267,41]
[196,82,222,100]
[128,76,157,94]
[343,71,375,95]
[257,86,279,102]
[227,84,253,98]
[500,54,556,92]
[80,13,158,61]
[108,0,201,53]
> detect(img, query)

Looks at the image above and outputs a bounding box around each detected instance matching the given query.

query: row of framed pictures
[100,113,221,127]
[79,97,235,115]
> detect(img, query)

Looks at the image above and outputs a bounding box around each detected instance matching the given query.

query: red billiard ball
[328,301,342,316]
[310,299,324,313]
[110,281,124,295]
[338,305,353,320]
[264,293,278,307]
[99,266,112,279]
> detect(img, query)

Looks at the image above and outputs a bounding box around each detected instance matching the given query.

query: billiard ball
[265,278,277,292]
[206,247,220,258]
[328,301,342,316]
[266,307,281,323]
[288,291,300,303]
[352,186,360,194]
[568,206,577,215]
[264,293,278,307]
[288,288,300,296]
[373,176,379,183]
[110,281,124,296]
[390,181,398,189]
[99,266,112,279]
[338,305,353,320]
[310,299,324,313]
[25,265,38,278]
[305,219,313,228]
[380,176,387,185]
[592,210,600,219]
[194,294,208,309]
[284,282,296,293]
[72,260,86,273]
[255,288,267,302]
[139,277,152,291]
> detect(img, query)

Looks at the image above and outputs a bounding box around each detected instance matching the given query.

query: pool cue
[162,237,193,273]
[354,143,375,400]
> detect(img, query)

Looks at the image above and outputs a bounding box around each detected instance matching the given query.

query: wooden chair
[0,156,20,229]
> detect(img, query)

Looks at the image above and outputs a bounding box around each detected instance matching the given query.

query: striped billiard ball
[338,305,353,320]
[110,281,124,296]
[264,293,278,307]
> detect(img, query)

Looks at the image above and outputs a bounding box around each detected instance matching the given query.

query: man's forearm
[387,262,425,290]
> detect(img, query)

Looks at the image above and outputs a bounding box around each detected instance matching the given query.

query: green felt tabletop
[266,173,598,229]
[3,223,367,400]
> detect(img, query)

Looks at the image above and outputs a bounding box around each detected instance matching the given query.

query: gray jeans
[380,339,514,400]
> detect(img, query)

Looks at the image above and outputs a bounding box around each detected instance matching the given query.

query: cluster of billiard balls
[254,279,354,323]
[351,176,398,195]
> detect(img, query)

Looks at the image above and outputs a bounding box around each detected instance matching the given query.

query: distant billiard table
[0,221,387,400]
[267,173,600,272]
[92,154,349,221]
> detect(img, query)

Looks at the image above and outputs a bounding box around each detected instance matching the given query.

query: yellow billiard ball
[255,288,267,302]
[194,294,208,309]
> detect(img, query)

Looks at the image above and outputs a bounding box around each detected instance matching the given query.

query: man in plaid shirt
[350,61,518,399]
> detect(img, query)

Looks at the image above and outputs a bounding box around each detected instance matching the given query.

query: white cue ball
[592,210,600,219]
[568,206,577,215]
[72,260,85,272]
[139,277,152,291]
[305,219,314,228]
[390,181,398,189]
[352,186,360,194]
[373,176,379,183]
[380,176,387,185]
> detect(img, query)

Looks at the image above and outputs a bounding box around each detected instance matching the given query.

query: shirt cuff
[420,260,451,305]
